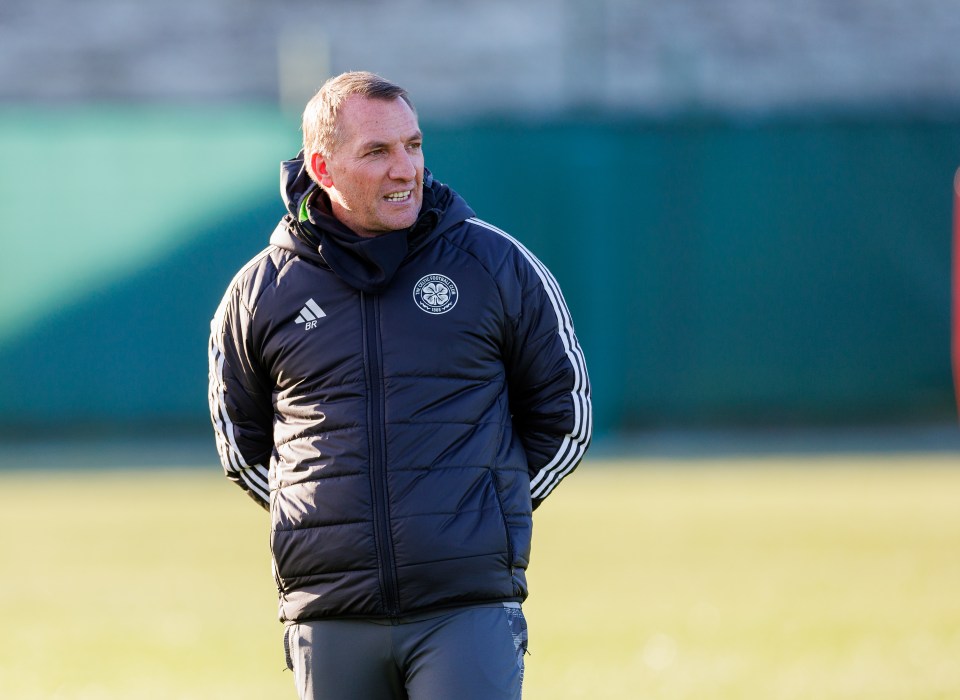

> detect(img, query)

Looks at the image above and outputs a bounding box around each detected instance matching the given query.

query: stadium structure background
[2,0,960,443]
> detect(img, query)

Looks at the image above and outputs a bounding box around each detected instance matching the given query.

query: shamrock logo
[421,282,450,306]
[413,274,459,315]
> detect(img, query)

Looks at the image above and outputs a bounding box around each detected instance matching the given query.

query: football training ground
[1,454,958,699]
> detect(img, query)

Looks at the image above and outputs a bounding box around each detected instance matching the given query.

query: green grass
[1,455,959,699]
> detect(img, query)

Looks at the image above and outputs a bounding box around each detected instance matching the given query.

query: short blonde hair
[302,71,415,160]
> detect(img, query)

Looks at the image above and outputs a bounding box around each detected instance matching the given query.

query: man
[208,71,591,700]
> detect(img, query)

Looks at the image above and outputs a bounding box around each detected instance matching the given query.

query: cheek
[338,175,369,201]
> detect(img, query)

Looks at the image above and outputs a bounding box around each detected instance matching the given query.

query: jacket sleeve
[208,271,274,510]
[505,244,592,509]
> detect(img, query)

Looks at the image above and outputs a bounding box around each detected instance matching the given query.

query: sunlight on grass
[1,454,958,699]
[524,455,960,700]
[0,467,286,700]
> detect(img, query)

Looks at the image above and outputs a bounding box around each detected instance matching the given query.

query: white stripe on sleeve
[467,218,592,500]
[207,248,273,505]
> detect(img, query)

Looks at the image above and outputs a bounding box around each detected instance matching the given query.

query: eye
[407,142,422,153]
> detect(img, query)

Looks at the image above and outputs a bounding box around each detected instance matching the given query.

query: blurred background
[3,3,960,699]
[2,0,960,451]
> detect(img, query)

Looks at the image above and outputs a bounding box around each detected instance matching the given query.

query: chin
[390,213,419,231]
[376,203,420,232]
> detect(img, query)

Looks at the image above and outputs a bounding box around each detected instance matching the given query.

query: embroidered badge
[413,274,458,315]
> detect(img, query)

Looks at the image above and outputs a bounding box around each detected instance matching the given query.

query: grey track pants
[283,603,528,700]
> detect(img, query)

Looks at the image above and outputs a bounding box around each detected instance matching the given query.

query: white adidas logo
[295,298,326,330]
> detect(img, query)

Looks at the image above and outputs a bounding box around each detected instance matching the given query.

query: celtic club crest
[413,274,458,315]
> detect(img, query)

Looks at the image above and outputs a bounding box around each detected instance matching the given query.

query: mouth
[384,190,413,203]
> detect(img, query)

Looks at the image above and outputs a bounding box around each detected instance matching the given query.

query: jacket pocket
[487,469,515,569]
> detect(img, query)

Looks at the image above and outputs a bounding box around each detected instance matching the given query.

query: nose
[388,147,417,181]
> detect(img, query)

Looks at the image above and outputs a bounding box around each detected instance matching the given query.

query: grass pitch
[1,454,958,699]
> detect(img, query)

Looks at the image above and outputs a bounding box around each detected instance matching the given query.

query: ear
[310,152,334,188]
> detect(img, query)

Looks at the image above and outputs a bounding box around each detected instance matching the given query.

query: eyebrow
[359,131,423,152]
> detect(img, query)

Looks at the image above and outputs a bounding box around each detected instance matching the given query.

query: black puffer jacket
[209,154,591,621]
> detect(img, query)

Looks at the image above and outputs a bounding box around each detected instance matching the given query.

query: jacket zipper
[361,292,400,615]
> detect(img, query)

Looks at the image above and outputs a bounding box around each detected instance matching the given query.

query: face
[311,95,424,237]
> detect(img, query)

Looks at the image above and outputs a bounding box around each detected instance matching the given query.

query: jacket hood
[272,151,475,293]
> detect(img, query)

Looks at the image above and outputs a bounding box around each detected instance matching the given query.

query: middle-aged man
[209,71,592,700]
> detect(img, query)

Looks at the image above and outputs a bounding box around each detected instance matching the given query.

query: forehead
[336,95,420,148]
